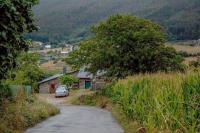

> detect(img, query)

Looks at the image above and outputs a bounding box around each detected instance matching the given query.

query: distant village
[30,41,76,64]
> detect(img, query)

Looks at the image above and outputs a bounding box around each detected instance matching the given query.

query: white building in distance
[45,45,51,49]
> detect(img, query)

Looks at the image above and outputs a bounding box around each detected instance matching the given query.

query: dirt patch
[40,60,67,72]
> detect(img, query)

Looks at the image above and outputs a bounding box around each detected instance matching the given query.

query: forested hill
[28,0,200,43]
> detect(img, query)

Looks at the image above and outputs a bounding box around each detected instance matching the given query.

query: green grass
[0,92,59,133]
[73,70,200,132]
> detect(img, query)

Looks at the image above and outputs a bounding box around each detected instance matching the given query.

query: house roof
[38,74,63,84]
[38,70,78,84]
[77,69,93,79]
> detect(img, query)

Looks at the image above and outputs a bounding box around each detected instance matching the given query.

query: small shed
[77,69,93,89]
[76,69,106,89]
[38,74,63,93]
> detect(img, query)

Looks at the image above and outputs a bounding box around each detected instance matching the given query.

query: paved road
[24,105,124,133]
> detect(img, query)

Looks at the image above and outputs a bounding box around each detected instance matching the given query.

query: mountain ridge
[27,0,200,43]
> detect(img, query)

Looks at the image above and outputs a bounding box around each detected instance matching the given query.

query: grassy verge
[73,71,200,133]
[0,91,59,133]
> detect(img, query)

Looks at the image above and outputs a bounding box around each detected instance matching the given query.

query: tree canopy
[60,74,79,87]
[0,0,38,79]
[66,14,185,78]
[6,52,45,92]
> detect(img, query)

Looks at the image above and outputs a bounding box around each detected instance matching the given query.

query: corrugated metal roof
[77,69,93,79]
[38,74,63,84]
[38,70,78,84]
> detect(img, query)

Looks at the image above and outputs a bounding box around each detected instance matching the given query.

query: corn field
[101,71,200,132]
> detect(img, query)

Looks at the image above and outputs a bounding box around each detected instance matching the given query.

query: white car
[55,85,69,98]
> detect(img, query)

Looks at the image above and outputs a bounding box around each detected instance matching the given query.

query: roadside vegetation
[0,1,60,133]
[0,52,60,133]
[0,90,59,133]
[73,70,200,133]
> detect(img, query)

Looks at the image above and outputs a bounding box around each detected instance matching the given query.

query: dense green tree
[0,0,38,79]
[66,14,185,78]
[6,52,45,92]
[60,74,79,87]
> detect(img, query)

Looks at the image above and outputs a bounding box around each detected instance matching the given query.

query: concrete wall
[39,82,49,93]
[78,77,105,89]
[92,77,105,90]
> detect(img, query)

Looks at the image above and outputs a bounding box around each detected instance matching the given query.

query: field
[74,70,200,133]
[167,43,200,54]
[32,47,69,54]
[184,57,198,64]
[40,60,67,72]
[166,42,200,64]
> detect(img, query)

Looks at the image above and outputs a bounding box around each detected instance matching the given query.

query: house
[77,69,93,89]
[38,70,78,94]
[76,69,106,89]
[38,74,63,93]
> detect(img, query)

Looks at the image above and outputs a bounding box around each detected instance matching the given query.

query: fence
[9,85,32,96]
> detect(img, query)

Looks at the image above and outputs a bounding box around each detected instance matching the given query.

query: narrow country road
[24,94,124,133]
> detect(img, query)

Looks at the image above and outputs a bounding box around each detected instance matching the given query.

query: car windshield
[57,87,66,91]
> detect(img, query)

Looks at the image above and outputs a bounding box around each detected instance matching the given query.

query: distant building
[45,45,51,49]
[34,41,43,46]
[60,51,69,56]
[30,41,43,49]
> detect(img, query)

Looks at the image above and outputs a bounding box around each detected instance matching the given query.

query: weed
[0,92,59,133]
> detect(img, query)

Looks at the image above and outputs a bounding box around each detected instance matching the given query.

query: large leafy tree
[0,0,38,79]
[67,14,184,78]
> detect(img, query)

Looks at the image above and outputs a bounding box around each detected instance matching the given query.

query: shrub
[60,74,79,87]
[0,83,12,103]
[189,57,200,68]
[0,92,59,133]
